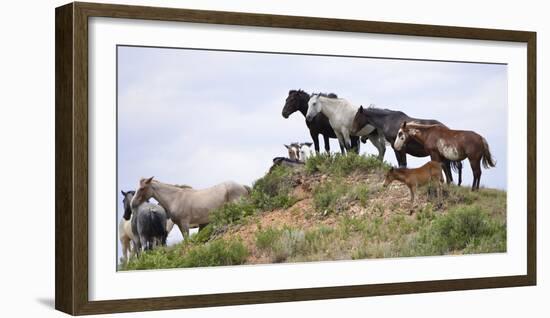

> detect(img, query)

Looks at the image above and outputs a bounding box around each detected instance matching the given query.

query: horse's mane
[312,92,338,99]
[174,184,193,189]
[365,105,399,115]
[405,122,443,129]
[150,180,193,190]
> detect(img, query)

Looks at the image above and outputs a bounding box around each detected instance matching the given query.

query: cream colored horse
[131,177,250,239]
[118,217,134,263]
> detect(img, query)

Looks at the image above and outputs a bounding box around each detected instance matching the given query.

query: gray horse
[121,190,168,256]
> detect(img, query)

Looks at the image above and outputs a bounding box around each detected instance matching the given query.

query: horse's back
[136,203,168,238]
[185,181,247,209]
[223,180,250,200]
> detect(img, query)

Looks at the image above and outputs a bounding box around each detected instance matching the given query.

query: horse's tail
[481,137,496,169]
[450,160,462,173]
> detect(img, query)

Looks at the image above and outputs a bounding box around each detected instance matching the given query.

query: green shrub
[418,205,506,254]
[272,229,307,262]
[313,181,349,214]
[122,238,249,270]
[182,239,249,267]
[251,165,298,210]
[189,224,214,243]
[256,227,283,251]
[255,227,308,262]
[210,199,256,227]
[253,165,295,197]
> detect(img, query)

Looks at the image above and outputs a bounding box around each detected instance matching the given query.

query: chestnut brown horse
[383,160,444,214]
[394,122,496,191]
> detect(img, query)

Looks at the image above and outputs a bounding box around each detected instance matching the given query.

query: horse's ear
[359,105,364,113]
[401,121,407,128]
[305,142,313,147]
[121,190,126,196]
[284,144,290,149]
[145,176,154,184]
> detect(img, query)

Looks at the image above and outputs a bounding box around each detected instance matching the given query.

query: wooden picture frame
[55,2,536,315]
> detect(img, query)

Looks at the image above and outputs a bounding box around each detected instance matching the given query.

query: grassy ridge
[121,153,506,270]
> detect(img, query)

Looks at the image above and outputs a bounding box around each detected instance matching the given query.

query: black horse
[283,89,378,154]
[351,106,462,185]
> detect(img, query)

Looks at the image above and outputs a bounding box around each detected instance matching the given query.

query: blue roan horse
[121,190,168,256]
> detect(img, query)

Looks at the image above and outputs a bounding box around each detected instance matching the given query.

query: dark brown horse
[394,122,496,191]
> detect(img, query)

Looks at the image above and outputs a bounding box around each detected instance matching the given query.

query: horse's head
[394,121,413,151]
[284,143,300,161]
[131,176,155,210]
[351,105,370,135]
[121,190,135,220]
[305,94,322,122]
[282,90,308,118]
[299,142,313,162]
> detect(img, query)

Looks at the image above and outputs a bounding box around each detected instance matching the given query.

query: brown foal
[384,160,444,214]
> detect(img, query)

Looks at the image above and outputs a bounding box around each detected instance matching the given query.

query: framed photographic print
[55,2,536,315]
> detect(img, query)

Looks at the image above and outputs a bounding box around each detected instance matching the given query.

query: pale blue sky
[116,46,508,256]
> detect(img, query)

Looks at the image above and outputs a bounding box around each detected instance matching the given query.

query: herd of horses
[119,89,496,264]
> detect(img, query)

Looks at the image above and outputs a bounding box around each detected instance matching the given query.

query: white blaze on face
[394,128,407,150]
[288,147,299,160]
[437,139,461,161]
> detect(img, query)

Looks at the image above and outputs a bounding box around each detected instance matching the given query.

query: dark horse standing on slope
[282,90,382,155]
[121,190,168,256]
[394,122,495,191]
[351,106,463,185]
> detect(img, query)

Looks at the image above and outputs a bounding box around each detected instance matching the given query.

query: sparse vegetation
[121,154,506,271]
[123,238,248,270]
[305,152,389,176]
[312,180,370,215]
[250,165,299,211]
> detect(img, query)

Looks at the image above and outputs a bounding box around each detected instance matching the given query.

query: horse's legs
[457,161,463,186]
[394,149,407,168]
[408,184,415,215]
[350,136,360,154]
[133,238,142,257]
[469,158,482,191]
[166,218,175,234]
[341,129,353,152]
[323,134,330,154]
[140,235,150,251]
[435,176,442,207]
[177,221,190,240]
[310,131,320,154]
[371,132,386,161]
[121,238,129,263]
[129,240,135,259]
[440,160,453,185]
[335,132,346,154]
